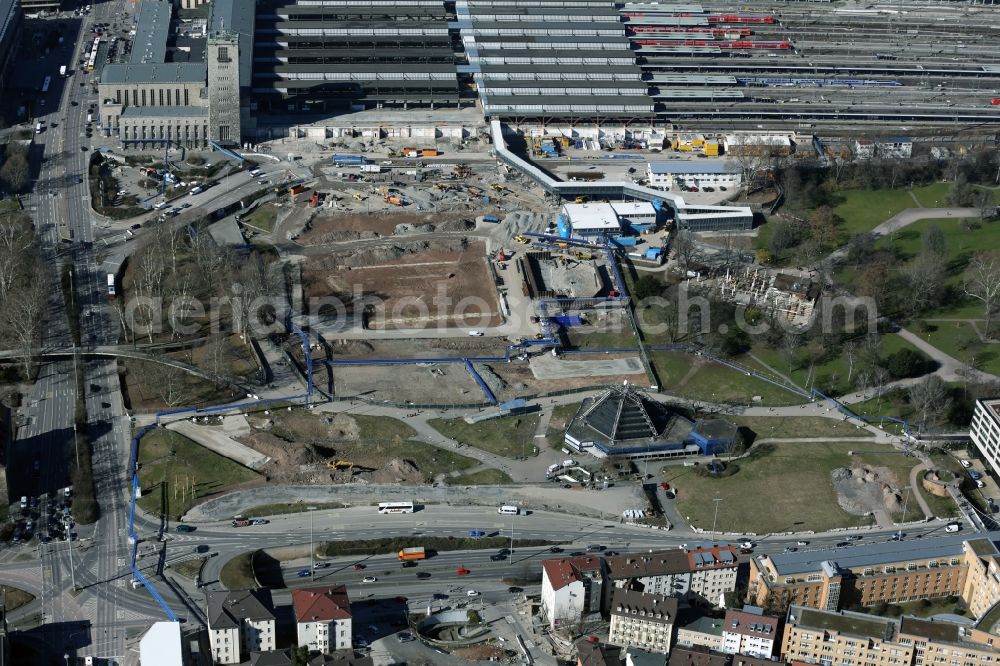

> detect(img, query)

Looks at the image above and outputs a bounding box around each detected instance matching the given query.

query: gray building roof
[206,590,275,630]
[765,533,999,577]
[250,650,294,666]
[611,588,678,624]
[208,0,256,86]
[789,605,899,641]
[101,62,207,84]
[649,160,740,175]
[120,105,209,118]
[130,0,171,65]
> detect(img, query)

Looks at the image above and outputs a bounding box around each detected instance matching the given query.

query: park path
[908,462,934,519]
[908,191,924,208]
[825,206,979,264]
[895,327,997,383]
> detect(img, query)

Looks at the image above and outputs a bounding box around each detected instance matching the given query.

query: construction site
[707,266,821,328]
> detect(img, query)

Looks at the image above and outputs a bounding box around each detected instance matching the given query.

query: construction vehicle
[327,460,354,470]
[352,192,364,201]
[513,234,529,244]
[490,183,505,192]
[384,194,405,206]
[574,251,594,260]
[398,547,426,561]
[574,196,587,204]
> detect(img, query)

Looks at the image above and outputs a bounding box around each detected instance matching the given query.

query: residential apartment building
[670,645,731,666]
[606,546,739,606]
[608,589,678,654]
[292,586,353,653]
[898,616,1000,666]
[0,0,20,94]
[781,605,914,666]
[206,590,276,665]
[971,399,1000,480]
[722,606,781,658]
[676,614,726,653]
[542,556,605,630]
[748,535,1000,612]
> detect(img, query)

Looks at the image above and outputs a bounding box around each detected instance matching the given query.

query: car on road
[970,471,983,480]
[77,177,83,184]
[296,569,311,578]
[313,562,328,569]
[586,544,605,552]
[175,524,194,533]
[466,590,479,597]
[549,546,563,553]
[977,480,986,488]
[490,554,506,561]
[468,529,485,537]
[250,519,269,526]
[181,202,191,208]
[416,572,432,579]
[352,564,365,571]
[783,547,797,553]
[456,568,471,576]
[367,624,379,632]
[836,541,851,547]
[946,523,961,532]
[362,576,377,583]
[397,632,414,643]
[739,541,754,549]
[467,330,484,336]
[569,551,585,556]
[797,540,809,546]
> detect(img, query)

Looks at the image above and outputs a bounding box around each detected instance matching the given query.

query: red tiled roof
[292,586,352,622]
[686,545,739,571]
[542,556,602,592]
[723,608,780,639]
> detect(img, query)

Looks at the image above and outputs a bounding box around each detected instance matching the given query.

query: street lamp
[308,506,317,576]
[897,487,910,541]
[711,496,723,542]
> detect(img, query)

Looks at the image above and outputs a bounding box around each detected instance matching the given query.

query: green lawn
[658,353,806,406]
[136,429,260,520]
[0,585,34,611]
[750,333,931,397]
[833,188,921,237]
[921,321,1000,375]
[429,413,541,459]
[909,182,951,208]
[546,403,583,450]
[220,552,257,589]
[730,416,872,440]
[240,202,280,232]
[671,441,924,534]
[448,468,514,485]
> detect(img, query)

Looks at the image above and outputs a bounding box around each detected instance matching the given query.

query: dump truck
[384,195,404,206]
[398,547,426,561]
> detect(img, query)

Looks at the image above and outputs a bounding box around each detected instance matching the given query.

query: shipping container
[360,164,382,173]
[289,184,307,195]
[421,149,439,157]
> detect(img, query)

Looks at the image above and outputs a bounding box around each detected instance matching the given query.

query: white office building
[646,160,742,193]
[971,399,1000,479]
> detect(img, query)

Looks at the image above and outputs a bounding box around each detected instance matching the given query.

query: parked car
[466,590,479,597]
[175,524,194,533]
[961,459,972,468]
[739,541,754,549]
[970,471,983,480]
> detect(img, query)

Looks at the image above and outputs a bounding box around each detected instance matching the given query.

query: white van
[498,505,519,515]
[562,459,576,468]
[35,122,42,133]
[945,523,961,533]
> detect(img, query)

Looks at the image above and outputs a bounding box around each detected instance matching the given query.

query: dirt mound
[305,229,381,244]
[369,458,424,484]
[831,463,905,517]
[395,223,435,235]
[326,339,375,356]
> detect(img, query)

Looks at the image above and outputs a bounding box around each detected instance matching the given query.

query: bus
[85,37,101,72]
[378,501,414,514]
[498,505,520,515]
[40,76,51,93]
[107,274,116,299]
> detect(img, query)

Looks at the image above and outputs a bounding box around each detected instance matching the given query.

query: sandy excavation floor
[303,239,502,329]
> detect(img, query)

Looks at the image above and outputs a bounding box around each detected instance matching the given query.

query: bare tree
[5,270,48,380]
[0,213,33,298]
[673,230,696,272]
[908,375,950,433]
[964,251,1000,337]
[845,341,858,385]
[730,137,770,192]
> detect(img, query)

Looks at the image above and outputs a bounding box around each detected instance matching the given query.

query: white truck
[59,65,67,76]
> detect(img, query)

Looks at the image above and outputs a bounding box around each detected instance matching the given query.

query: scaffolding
[714,265,817,326]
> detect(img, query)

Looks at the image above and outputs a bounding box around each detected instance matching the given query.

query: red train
[623,12,775,23]
[992,98,1000,106]
[636,39,791,49]
[630,26,753,35]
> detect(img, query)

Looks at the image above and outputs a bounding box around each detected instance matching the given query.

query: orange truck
[289,184,307,195]
[398,547,426,561]
[421,149,439,157]
[384,195,404,206]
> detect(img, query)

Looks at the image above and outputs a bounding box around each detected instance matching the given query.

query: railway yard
[628,1,1000,131]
